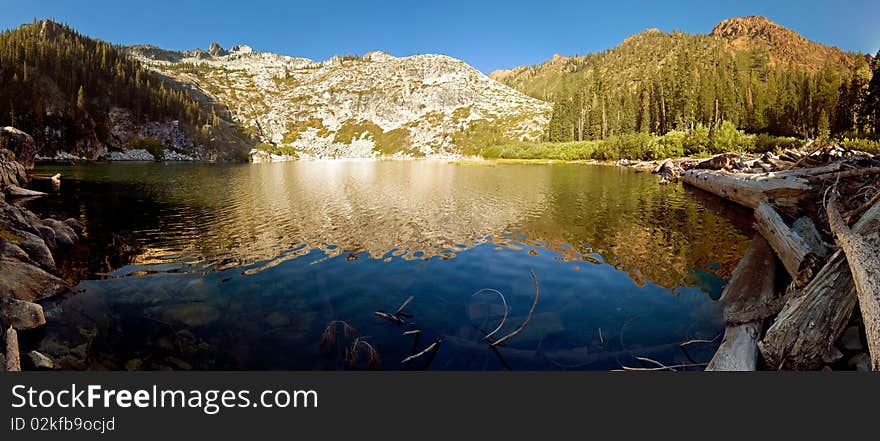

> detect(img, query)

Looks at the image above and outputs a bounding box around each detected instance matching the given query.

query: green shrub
[130,137,165,160]
[841,138,880,154]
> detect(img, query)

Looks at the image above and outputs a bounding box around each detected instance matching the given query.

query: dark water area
[23,160,753,370]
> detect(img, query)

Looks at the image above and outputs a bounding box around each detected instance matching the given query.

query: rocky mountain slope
[128,45,552,159]
[0,21,252,161]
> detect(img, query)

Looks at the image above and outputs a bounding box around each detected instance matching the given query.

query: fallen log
[754,203,820,286]
[681,169,812,210]
[4,185,47,198]
[827,193,880,370]
[707,322,763,371]
[759,198,880,370]
[5,326,20,371]
[718,234,781,324]
[707,234,778,371]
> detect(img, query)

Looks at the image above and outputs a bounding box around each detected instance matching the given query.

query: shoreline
[7,133,879,371]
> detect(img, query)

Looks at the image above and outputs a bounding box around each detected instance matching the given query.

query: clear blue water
[25,160,752,370]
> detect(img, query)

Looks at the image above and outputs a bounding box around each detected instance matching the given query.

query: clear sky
[2,0,879,73]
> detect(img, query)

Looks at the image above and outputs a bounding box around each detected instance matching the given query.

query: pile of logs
[662,143,880,371]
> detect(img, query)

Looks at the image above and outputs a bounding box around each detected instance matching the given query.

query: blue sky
[2,0,879,73]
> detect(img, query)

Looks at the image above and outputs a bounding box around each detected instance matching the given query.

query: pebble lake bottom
[21,160,753,370]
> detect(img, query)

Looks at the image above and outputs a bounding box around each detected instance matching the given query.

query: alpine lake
[21,160,754,370]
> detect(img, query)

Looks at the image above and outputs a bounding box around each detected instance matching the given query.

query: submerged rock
[1,298,46,330]
[27,350,54,369]
[160,303,222,327]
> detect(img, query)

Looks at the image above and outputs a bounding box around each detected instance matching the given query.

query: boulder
[0,127,35,171]
[27,351,54,369]
[15,229,56,270]
[0,258,68,302]
[43,218,77,246]
[0,149,28,187]
[0,239,34,264]
[1,298,46,330]
[36,224,57,249]
[64,218,85,235]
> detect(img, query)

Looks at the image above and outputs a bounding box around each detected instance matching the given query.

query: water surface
[26,160,752,370]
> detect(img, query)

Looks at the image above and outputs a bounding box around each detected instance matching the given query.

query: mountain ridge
[127,43,552,159]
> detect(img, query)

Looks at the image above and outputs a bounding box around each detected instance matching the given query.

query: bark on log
[754,203,819,286]
[707,234,779,371]
[759,199,880,370]
[681,169,812,210]
[827,193,880,370]
[5,326,21,371]
[718,234,780,324]
[706,322,763,371]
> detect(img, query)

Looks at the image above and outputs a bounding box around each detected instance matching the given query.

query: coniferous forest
[492,18,880,149]
[0,20,250,159]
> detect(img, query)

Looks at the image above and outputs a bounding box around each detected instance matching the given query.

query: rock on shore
[0,127,80,371]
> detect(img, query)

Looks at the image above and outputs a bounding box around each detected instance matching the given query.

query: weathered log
[5,326,21,371]
[827,193,880,370]
[4,185,46,198]
[759,198,880,370]
[718,234,780,324]
[706,322,763,371]
[707,234,779,371]
[754,203,819,286]
[792,217,828,259]
[681,169,812,210]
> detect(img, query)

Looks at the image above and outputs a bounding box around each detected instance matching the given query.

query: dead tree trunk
[754,203,820,286]
[707,235,778,371]
[681,169,812,211]
[827,193,880,370]
[759,198,880,370]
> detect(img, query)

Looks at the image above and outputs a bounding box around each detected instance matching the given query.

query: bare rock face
[129,47,552,159]
[208,42,228,57]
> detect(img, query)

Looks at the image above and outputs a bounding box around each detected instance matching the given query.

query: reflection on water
[26,161,752,370]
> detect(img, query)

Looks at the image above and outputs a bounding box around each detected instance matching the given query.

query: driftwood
[681,169,812,210]
[827,193,880,370]
[759,198,880,370]
[707,234,778,371]
[5,326,20,371]
[718,234,781,324]
[706,322,763,371]
[491,271,540,347]
[4,185,46,198]
[754,203,819,286]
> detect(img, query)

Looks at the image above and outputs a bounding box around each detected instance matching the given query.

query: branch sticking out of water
[346,337,381,369]
[491,271,540,347]
[471,288,509,341]
[402,338,442,365]
[375,296,415,324]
